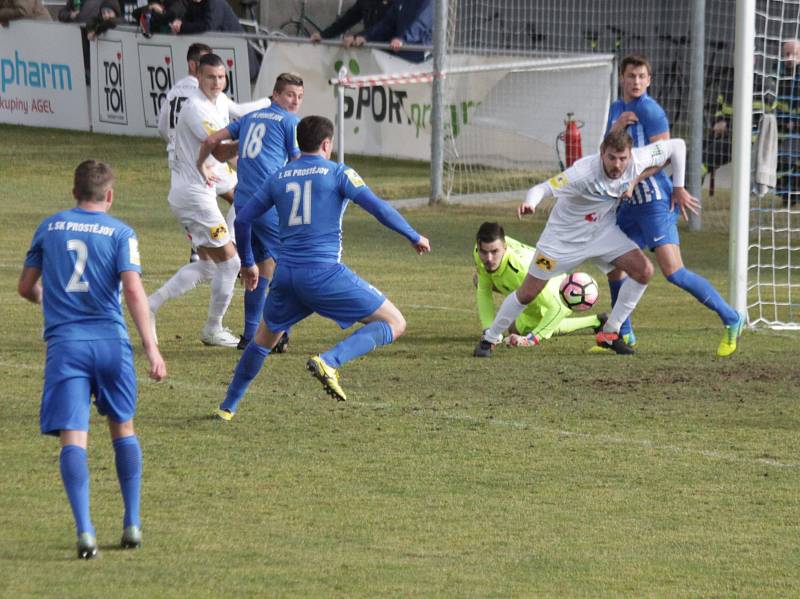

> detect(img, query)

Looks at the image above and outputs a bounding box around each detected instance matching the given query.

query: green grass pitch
[0,124,797,597]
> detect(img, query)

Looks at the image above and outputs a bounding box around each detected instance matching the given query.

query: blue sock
[113,435,142,528]
[609,278,633,337]
[243,276,269,340]
[221,342,271,413]
[60,445,94,536]
[321,321,394,368]
[667,267,739,325]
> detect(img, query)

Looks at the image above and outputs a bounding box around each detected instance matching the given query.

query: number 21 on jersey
[287,180,312,226]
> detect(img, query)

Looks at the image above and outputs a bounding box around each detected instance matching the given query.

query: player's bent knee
[631,260,654,284]
[109,419,135,440]
[391,313,407,339]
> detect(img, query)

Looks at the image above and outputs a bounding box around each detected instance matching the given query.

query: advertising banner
[90,30,252,136]
[0,21,90,130]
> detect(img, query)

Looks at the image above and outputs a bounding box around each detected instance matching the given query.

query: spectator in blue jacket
[352,0,432,63]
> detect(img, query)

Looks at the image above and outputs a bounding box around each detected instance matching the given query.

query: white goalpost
[739,0,800,330]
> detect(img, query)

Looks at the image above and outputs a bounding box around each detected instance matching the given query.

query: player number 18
[287,180,312,226]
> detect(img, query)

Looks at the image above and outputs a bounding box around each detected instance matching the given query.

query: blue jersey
[24,207,141,343]
[606,93,673,204]
[238,154,420,268]
[227,103,301,208]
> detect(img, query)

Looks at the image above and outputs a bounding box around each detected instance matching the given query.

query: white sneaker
[149,310,158,346]
[201,326,239,347]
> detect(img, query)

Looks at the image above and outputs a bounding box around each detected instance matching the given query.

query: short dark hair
[297,116,334,152]
[74,160,114,203]
[620,54,652,76]
[198,53,225,70]
[187,43,212,63]
[600,129,633,153]
[476,222,505,245]
[274,72,304,94]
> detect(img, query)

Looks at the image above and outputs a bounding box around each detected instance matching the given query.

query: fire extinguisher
[556,112,584,170]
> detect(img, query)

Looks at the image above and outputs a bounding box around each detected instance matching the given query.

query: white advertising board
[90,30,252,136]
[0,21,90,130]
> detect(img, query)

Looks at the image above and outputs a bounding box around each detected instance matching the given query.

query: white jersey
[171,88,238,194]
[157,75,199,167]
[540,141,672,246]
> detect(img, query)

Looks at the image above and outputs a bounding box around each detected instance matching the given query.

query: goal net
[441,54,615,204]
[442,0,736,227]
[748,0,800,329]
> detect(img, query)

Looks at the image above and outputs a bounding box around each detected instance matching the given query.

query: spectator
[169,0,260,81]
[58,0,121,39]
[352,0,433,63]
[0,0,51,25]
[775,39,800,203]
[309,0,392,47]
[133,0,186,35]
[701,68,733,183]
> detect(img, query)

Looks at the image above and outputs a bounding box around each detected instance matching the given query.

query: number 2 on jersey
[66,239,90,292]
[287,181,312,226]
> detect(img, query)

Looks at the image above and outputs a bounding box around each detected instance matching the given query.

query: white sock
[149,259,216,312]
[206,254,241,331]
[604,278,648,333]
[485,292,527,344]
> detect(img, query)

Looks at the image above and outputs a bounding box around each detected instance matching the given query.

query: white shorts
[168,185,232,248]
[529,223,638,280]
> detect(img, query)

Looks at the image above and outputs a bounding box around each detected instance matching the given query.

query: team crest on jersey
[584,212,599,222]
[202,120,216,135]
[129,238,141,265]
[534,253,556,272]
[210,223,228,240]
[344,168,365,188]
[547,173,569,190]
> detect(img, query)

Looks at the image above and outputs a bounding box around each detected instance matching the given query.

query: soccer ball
[559,272,599,311]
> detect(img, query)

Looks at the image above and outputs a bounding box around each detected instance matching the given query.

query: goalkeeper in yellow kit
[474,222,605,346]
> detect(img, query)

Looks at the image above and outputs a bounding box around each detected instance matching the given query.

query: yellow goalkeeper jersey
[473,236,567,336]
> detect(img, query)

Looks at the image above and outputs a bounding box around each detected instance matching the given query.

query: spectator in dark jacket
[352,0,432,62]
[169,0,259,81]
[309,0,392,47]
[133,0,186,35]
[58,0,120,39]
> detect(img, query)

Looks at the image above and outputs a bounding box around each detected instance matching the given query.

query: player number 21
[66,239,90,293]
[287,180,312,226]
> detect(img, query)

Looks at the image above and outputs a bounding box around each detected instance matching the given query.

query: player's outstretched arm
[18,267,42,304]
[413,236,431,254]
[228,97,271,120]
[519,182,553,218]
[671,187,701,221]
[122,271,167,381]
[353,188,430,252]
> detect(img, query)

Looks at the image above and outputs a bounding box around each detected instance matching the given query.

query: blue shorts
[617,199,680,251]
[40,339,137,436]
[264,263,386,331]
[251,209,281,263]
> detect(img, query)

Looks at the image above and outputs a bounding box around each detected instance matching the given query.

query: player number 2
[287,180,312,226]
[242,123,266,159]
[66,239,90,293]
